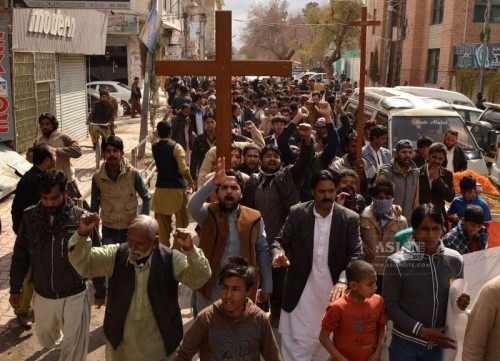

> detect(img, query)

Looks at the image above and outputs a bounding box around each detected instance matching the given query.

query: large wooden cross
[348,7,380,168]
[156,11,292,168]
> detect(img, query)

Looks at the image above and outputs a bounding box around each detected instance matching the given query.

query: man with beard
[418,143,455,231]
[238,144,261,175]
[68,214,211,361]
[27,112,84,202]
[378,139,420,221]
[273,169,363,360]
[90,136,151,244]
[9,170,105,361]
[187,158,279,315]
[241,118,314,327]
[190,113,216,189]
[443,129,468,172]
[10,144,55,329]
[331,132,377,204]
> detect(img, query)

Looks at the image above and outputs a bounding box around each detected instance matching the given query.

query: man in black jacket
[9,170,105,360]
[10,144,55,329]
[443,129,468,172]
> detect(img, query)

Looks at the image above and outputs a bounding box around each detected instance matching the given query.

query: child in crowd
[448,175,492,229]
[443,204,489,255]
[319,260,386,361]
[174,255,281,361]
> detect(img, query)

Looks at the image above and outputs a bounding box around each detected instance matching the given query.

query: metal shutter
[56,55,87,141]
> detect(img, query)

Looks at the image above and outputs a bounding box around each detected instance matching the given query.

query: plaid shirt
[442,223,488,255]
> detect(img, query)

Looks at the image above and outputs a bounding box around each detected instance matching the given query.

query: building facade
[366,0,500,92]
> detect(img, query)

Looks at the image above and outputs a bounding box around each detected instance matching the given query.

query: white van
[344,87,488,175]
[394,86,476,107]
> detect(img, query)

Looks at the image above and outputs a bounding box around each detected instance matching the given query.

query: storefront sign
[107,13,138,34]
[14,0,130,10]
[454,43,500,69]
[13,8,108,55]
[0,19,14,141]
[27,9,76,38]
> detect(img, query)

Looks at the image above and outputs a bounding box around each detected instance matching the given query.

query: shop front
[12,8,108,151]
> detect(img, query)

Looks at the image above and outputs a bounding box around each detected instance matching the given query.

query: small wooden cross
[156,11,292,168]
[348,7,380,168]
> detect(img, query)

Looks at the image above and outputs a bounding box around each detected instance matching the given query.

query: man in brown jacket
[27,112,83,201]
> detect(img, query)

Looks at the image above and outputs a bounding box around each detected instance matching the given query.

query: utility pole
[479,0,491,94]
[199,13,206,59]
[139,0,159,158]
[383,0,393,86]
[183,12,189,58]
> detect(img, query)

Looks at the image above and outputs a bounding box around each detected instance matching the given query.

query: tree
[241,0,301,60]
[369,46,380,85]
[299,0,363,81]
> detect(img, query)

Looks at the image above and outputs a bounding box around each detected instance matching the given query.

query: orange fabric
[322,293,387,361]
[453,170,499,195]
[488,221,500,248]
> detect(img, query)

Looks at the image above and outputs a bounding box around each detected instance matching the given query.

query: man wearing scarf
[9,170,105,361]
[360,179,407,294]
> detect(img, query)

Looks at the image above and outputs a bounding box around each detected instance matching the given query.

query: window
[473,0,500,23]
[426,49,440,84]
[432,0,444,24]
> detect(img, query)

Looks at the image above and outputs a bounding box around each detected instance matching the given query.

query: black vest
[104,243,183,356]
[152,140,185,189]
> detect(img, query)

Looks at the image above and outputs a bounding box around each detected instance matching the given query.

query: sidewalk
[0,112,198,360]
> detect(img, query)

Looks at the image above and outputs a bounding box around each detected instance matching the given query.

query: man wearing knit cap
[377,139,420,220]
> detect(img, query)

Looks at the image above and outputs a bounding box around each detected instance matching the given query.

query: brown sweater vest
[198,203,261,300]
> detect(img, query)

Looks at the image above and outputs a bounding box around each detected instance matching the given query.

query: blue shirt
[447,195,492,229]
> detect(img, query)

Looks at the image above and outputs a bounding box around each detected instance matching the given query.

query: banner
[139,4,161,53]
[0,19,14,141]
[454,43,500,69]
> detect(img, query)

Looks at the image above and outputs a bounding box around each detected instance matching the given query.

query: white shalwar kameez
[279,207,334,361]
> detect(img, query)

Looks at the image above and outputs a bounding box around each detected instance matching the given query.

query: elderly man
[69,214,211,361]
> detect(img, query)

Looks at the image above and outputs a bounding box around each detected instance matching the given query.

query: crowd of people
[5,74,498,361]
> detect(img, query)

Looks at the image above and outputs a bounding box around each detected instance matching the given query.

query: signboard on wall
[13,0,130,10]
[454,43,500,69]
[13,8,108,55]
[0,19,14,141]
[108,13,138,34]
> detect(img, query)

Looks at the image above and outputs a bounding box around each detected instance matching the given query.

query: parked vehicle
[470,102,500,162]
[310,72,328,84]
[87,80,166,115]
[451,104,483,128]
[345,87,488,175]
[395,86,476,107]
[489,148,500,186]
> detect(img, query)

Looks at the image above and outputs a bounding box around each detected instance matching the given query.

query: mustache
[321,198,334,203]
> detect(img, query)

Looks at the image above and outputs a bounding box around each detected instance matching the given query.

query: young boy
[448,175,492,229]
[443,204,488,254]
[319,260,386,361]
[174,255,281,361]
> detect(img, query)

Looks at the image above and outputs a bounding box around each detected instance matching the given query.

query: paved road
[0,114,201,360]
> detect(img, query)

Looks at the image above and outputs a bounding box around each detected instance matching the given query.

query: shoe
[131,115,137,118]
[16,313,34,330]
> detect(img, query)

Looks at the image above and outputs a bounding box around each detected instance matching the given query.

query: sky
[222,0,317,48]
